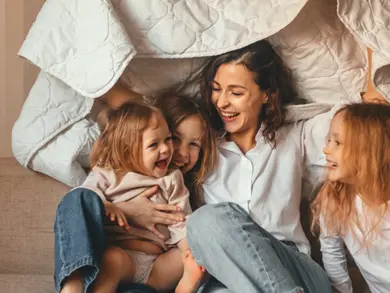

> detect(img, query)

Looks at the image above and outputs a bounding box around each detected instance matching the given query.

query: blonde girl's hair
[311,102,390,248]
[90,101,159,176]
[154,93,217,207]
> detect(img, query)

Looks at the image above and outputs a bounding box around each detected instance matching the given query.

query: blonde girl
[154,93,217,208]
[311,102,390,293]
[80,101,204,293]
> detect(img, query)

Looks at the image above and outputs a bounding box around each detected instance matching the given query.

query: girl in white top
[311,102,390,293]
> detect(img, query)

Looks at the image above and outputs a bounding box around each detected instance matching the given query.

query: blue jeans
[54,188,157,293]
[187,202,331,293]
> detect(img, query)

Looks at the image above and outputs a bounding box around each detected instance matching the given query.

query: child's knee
[102,246,136,281]
[102,246,130,268]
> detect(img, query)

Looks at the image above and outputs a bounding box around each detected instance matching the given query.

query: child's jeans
[54,188,157,293]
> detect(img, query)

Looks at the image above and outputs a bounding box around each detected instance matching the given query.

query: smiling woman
[202,41,298,152]
[185,40,343,293]
[210,63,268,152]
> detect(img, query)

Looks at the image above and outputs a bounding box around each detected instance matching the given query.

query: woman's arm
[92,82,144,129]
[362,48,387,103]
[320,233,353,293]
[100,81,143,108]
[293,104,340,171]
[116,185,185,240]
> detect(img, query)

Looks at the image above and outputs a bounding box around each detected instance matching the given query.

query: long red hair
[311,102,390,247]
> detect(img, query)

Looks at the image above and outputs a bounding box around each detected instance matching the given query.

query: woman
[55,40,376,292]
[185,40,338,293]
[56,41,329,293]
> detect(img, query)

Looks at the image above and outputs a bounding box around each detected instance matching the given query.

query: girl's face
[211,63,267,136]
[323,112,352,183]
[141,111,173,178]
[171,114,204,175]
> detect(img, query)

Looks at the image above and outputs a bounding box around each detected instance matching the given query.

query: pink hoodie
[79,167,191,250]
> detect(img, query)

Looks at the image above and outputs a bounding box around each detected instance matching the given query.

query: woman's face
[211,63,267,136]
[171,115,204,175]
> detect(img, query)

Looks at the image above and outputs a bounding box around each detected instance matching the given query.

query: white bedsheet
[12,0,390,187]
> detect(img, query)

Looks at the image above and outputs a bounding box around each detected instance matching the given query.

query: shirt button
[239,158,252,201]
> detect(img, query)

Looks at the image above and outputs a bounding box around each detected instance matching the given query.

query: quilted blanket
[12,0,390,188]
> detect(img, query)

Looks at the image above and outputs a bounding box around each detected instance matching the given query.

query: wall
[0,0,45,158]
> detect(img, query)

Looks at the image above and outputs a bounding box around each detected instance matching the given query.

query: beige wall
[0,0,45,158]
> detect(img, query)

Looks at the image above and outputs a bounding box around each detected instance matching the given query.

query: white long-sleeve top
[203,105,339,254]
[320,196,390,293]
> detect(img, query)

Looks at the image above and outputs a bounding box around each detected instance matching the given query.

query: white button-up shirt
[203,107,336,254]
[320,196,390,293]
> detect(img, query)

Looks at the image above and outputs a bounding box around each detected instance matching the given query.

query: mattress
[12,0,390,188]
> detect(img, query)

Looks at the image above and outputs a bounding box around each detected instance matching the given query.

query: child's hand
[104,201,130,231]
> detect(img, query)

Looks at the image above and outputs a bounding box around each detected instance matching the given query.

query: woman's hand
[103,201,130,231]
[362,48,387,103]
[116,186,185,239]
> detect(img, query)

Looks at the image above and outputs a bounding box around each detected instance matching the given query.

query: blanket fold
[12,0,390,187]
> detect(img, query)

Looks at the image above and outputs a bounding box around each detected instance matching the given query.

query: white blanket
[12,0,390,187]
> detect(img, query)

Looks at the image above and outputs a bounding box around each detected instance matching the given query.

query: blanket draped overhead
[12,0,390,187]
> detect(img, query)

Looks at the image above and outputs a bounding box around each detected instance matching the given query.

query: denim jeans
[187,202,332,293]
[54,188,157,293]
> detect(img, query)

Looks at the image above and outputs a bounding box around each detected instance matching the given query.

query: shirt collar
[216,125,266,152]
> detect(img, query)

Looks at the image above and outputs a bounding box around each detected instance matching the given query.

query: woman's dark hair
[201,40,297,146]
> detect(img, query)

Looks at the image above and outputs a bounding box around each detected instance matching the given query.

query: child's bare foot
[60,271,84,293]
[175,251,205,293]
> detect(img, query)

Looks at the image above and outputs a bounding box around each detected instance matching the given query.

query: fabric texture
[80,168,191,247]
[53,188,160,292]
[203,104,341,254]
[0,158,160,292]
[0,158,371,292]
[11,0,390,187]
[187,203,332,293]
[0,159,70,276]
[125,251,157,284]
[54,188,107,292]
[320,196,390,293]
